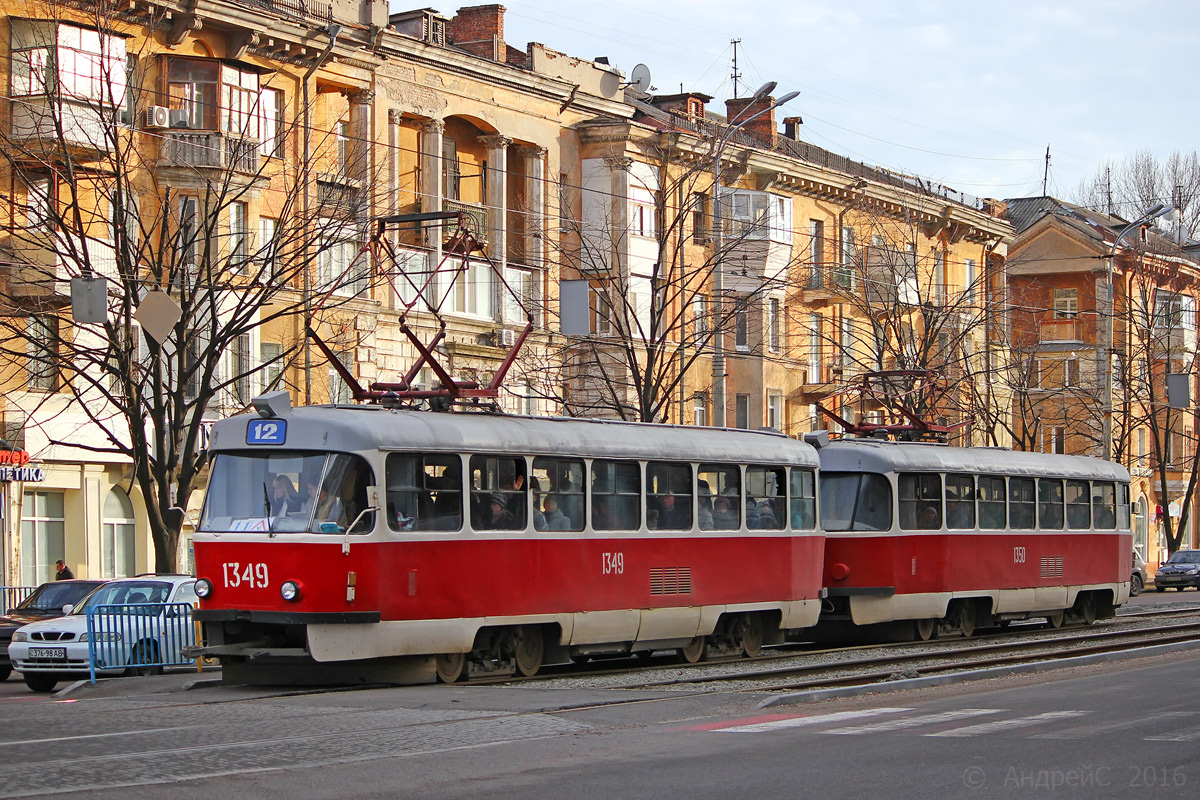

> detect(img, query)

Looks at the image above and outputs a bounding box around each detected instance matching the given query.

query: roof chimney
[447,4,506,62]
[782,116,802,140]
[725,95,779,147]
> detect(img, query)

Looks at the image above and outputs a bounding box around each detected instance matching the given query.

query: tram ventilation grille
[1040,556,1064,579]
[650,567,693,595]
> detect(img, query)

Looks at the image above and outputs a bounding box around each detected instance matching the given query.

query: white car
[9,575,198,692]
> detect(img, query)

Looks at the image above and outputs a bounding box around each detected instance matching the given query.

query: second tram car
[814,437,1133,640]
[191,395,825,683]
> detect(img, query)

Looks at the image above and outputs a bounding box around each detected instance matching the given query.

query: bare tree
[0,3,375,572]
[1074,150,1200,240]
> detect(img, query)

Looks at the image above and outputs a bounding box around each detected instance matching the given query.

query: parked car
[8,575,197,692]
[1154,550,1200,592]
[0,580,106,681]
[1131,551,1148,596]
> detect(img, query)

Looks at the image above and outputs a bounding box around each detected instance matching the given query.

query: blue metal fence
[86,602,198,684]
[0,586,36,616]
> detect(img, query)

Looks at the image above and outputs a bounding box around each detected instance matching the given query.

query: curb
[758,638,1200,707]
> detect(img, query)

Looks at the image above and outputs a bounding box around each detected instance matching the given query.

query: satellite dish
[628,63,652,94]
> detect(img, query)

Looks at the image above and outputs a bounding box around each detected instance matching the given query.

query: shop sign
[0,449,45,483]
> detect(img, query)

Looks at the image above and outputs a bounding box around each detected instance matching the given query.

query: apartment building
[1006,196,1200,569]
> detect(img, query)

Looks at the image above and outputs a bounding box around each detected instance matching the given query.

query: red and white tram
[192,394,824,683]
[814,437,1133,640]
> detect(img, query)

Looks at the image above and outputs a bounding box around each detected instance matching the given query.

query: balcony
[1153,326,1198,354]
[1040,317,1083,342]
[422,198,490,246]
[161,132,260,175]
[802,269,854,304]
[316,173,365,219]
[7,230,119,297]
[8,97,115,161]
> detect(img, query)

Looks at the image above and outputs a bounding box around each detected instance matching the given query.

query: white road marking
[0,727,194,747]
[822,708,1004,734]
[925,711,1089,737]
[1145,724,1200,742]
[714,708,913,733]
[1033,712,1196,740]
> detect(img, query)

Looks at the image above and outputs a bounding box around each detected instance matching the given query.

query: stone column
[348,89,374,189]
[420,119,445,257]
[516,145,547,269]
[480,134,512,321]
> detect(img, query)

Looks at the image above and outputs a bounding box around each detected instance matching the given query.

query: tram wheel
[737,614,764,658]
[955,603,976,638]
[513,627,545,678]
[1077,597,1097,625]
[914,618,937,642]
[677,636,707,664]
[1044,610,1065,629]
[435,652,468,683]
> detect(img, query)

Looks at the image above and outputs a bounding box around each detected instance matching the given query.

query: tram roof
[211,406,820,466]
[817,438,1130,482]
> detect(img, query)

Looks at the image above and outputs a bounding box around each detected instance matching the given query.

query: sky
[415,0,1200,208]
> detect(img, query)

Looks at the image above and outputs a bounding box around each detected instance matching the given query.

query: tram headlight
[194,578,213,598]
[281,581,301,602]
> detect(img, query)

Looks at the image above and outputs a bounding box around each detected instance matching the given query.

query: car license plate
[29,647,66,659]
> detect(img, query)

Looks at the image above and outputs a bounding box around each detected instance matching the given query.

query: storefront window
[21,491,65,584]
[102,487,136,578]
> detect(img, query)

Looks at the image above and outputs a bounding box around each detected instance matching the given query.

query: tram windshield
[819,472,892,532]
[199,451,375,534]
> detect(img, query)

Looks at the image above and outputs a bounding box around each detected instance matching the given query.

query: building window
[735,394,751,429]
[808,313,821,382]
[259,217,279,281]
[168,58,262,135]
[10,20,127,106]
[177,196,198,267]
[558,173,572,231]
[231,333,251,403]
[694,395,707,426]
[27,316,58,391]
[329,350,353,404]
[767,392,783,431]
[1154,291,1194,330]
[319,234,369,298]
[260,341,284,391]
[933,250,946,305]
[839,315,854,369]
[808,220,824,287]
[767,297,781,352]
[506,267,538,325]
[1065,357,1080,387]
[964,258,977,303]
[229,201,247,265]
[442,138,461,201]
[1054,288,1078,319]
[691,192,709,242]
[835,226,855,287]
[258,87,283,157]
[21,491,65,585]
[693,294,708,335]
[101,488,136,579]
[336,120,351,177]
[631,202,657,238]
[735,301,749,351]
[26,176,53,231]
[721,188,791,241]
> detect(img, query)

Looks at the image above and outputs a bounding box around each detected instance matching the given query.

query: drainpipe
[302,24,342,405]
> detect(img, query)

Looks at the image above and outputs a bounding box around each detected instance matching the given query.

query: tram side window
[1065,480,1091,529]
[1117,483,1131,529]
[646,462,693,530]
[1093,481,1117,529]
[698,464,741,530]
[532,457,585,531]
[746,467,785,530]
[945,474,975,530]
[310,453,374,533]
[899,473,942,530]
[1009,477,1036,530]
[819,472,891,531]
[1038,478,1065,530]
[789,468,817,530]
[977,475,1006,529]
[470,455,527,531]
[591,460,640,531]
[385,454,462,532]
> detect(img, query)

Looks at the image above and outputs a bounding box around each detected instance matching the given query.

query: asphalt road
[0,593,1195,799]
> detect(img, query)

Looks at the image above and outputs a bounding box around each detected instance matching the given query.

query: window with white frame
[630,182,658,238]
[693,293,708,335]
[506,267,538,325]
[336,120,351,177]
[835,226,855,286]
[694,395,707,426]
[767,392,783,431]
[808,219,824,286]
[26,177,52,231]
[839,315,854,368]
[21,491,65,585]
[259,217,278,281]
[229,201,247,266]
[964,258,977,304]
[1065,357,1080,387]
[101,487,136,579]
[319,233,368,298]
[395,249,428,307]
[449,256,492,317]
[808,313,821,381]
[258,87,283,157]
[767,297,781,352]
[329,350,353,404]
[933,250,946,304]
[10,20,127,106]
[1154,291,1195,330]
[27,316,58,391]
[260,341,284,392]
[1054,288,1078,319]
[720,189,791,241]
[735,300,750,351]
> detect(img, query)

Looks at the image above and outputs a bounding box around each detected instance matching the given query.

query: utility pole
[730,38,742,98]
[1042,145,1051,196]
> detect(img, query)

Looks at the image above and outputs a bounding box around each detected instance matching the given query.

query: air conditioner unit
[144,106,170,129]
[168,109,192,128]
[498,328,516,347]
